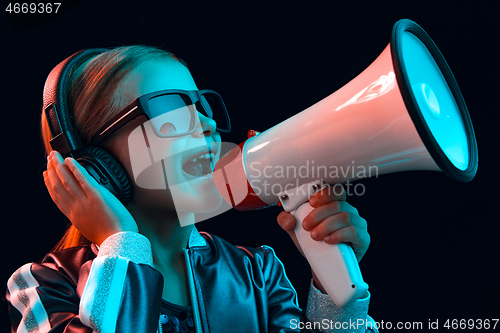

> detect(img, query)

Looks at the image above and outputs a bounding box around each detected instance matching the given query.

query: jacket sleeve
[6,232,163,333]
[261,245,378,333]
[304,281,378,333]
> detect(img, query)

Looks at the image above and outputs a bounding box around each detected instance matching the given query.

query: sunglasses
[91,89,231,145]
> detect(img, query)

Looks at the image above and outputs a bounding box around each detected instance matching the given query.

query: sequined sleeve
[79,232,163,333]
[305,281,378,333]
[7,234,164,333]
[7,233,164,333]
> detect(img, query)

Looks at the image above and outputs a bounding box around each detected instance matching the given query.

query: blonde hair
[41,45,181,251]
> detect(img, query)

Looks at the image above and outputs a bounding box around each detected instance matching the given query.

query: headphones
[43,48,133,204]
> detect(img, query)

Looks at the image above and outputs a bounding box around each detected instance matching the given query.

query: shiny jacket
[7,228,377,333]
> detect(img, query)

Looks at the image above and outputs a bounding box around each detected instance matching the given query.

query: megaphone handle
[292,202,368,308]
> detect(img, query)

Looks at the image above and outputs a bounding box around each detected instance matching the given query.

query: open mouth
[182,152,215,177]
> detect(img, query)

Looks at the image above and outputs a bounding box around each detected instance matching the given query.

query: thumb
[277,211,304,257]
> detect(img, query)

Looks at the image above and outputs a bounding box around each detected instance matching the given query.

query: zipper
[184,248,203,333]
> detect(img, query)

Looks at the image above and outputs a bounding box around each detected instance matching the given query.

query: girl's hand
[276,184,370,263]
[43,150,138,246]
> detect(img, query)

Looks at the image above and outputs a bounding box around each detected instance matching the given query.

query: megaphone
[213,19,478,307]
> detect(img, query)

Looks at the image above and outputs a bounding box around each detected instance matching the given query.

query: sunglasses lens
[148,94,194,136]
[201,93,230,132]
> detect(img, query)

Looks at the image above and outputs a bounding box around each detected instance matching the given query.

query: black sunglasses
[91,89,231,145]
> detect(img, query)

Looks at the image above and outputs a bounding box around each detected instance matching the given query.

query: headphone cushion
[78,146,133,204]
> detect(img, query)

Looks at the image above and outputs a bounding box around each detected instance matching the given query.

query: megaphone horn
[213,19,478,307]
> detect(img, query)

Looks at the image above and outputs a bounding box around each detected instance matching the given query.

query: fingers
[64,156,102,195]
[309,184,346,207]
[326,224,370,248]
[44,163,71,217]
[276,210,304,257]
[277,183,370,262]
[308,212,367,242]
[308,211,370,262]
[325,225,371,262]
[277,211,296,232]
[303,200,361,231]
[45,153,76,203]
[43,150,102,219]
[49,151,87,200]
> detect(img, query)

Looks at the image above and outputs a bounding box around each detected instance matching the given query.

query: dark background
[1,1,498,332]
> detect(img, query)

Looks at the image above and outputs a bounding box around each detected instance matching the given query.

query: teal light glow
[402,31,469,171]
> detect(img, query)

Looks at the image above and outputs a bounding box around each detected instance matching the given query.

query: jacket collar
[90,227,207,254]
[188,226,207,248]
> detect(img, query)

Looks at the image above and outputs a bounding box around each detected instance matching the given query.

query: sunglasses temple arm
[91,105,142,145]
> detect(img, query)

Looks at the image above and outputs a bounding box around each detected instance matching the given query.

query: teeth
[193,153,215,160]
[188,152,215,164]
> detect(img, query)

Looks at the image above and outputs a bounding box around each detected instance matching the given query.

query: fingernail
[311,230,318,240]
[309,197,317,206]
[47,151,53,161]
[324,235,332,243]
[302,219,309,230]
[64,158,74,170]
[54,151,63,162]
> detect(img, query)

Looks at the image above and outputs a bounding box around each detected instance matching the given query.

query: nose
[195,111,217,137]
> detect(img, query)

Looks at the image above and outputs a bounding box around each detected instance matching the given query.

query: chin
[169,175,224,214]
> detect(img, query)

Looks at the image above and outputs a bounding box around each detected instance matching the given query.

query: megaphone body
[213,19,478,307]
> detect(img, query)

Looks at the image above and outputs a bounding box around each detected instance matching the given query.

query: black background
[1,1,499,332]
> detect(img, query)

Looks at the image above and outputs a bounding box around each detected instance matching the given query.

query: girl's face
[109,57,223,221]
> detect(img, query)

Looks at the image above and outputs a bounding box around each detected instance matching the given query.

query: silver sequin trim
[98,232,153,266]
[90,256,117,331]
[13,270,40,333]
[305,282,372,333]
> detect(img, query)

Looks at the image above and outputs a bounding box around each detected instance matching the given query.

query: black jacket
[7,229,375,332]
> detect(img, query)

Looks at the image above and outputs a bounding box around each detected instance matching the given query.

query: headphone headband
[41,47,136,204]
[43,48,108,155]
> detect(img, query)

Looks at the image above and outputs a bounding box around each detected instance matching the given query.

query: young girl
[7,45,376,333]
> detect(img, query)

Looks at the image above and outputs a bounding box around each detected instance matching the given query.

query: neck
[127,203,195,269]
